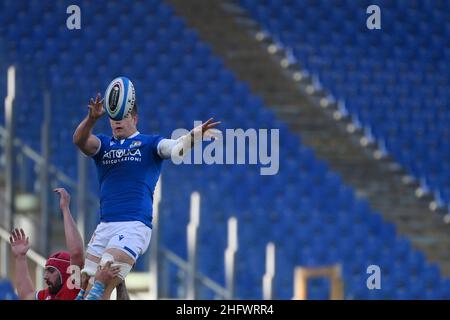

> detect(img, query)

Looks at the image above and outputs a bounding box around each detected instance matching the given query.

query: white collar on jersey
[127,131,140,139]
[113,131,140,145]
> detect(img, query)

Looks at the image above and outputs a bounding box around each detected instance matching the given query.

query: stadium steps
[166,0,450,276]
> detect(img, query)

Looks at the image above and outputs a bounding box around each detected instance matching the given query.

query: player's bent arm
[14,255,35,300]
[73,116,101,156]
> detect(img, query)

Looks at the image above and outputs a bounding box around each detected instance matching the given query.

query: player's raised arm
[9,228,36,300]
[73,93,104,156]
[54,188,84,269]
[157,118,221,160]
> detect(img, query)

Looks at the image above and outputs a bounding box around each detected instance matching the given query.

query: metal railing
[162,247,229,299]
[0,125,94,198]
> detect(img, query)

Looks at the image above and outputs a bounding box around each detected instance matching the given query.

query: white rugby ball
[104,76,136,121]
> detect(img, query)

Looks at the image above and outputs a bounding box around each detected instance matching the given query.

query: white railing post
[149,177,162,299]
[39,91,51,257]
[3,65,16,278]
[186,191,200,300]
[76,150,87,244]
[263,242,275,300]
[224,216,238,299]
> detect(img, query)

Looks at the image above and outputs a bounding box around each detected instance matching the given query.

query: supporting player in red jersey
[9,188,84,300]
[36,251,79,300]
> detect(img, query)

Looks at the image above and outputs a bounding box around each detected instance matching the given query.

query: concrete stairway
[166,0,450,276]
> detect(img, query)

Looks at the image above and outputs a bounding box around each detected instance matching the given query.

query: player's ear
[131,103,138,125]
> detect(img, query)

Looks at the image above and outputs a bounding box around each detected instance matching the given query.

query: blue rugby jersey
[92,131,164,228]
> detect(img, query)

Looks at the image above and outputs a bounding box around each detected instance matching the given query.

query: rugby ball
[104,76,136,121]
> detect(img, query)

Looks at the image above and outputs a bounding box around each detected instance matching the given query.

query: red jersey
[36,282,80,300]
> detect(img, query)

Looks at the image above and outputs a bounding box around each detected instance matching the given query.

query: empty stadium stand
[239,0,450,211]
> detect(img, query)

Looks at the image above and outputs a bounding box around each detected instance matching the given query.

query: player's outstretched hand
[9,228,30,258]
[202,118,221,133]
[95,261,121,286]
[53,188,71,212]
[88,93,105,120]
[192,118,221,140]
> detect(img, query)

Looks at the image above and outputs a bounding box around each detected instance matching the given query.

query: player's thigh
[105,221,152,263]
[85,222,111,259]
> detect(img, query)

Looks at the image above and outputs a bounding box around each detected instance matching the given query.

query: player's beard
[48,278,63,295]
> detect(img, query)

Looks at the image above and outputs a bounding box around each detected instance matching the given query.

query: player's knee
[114,262,132,280]
[100,252,133,280]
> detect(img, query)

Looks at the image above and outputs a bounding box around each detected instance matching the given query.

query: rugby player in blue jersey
[73,88,220,299]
